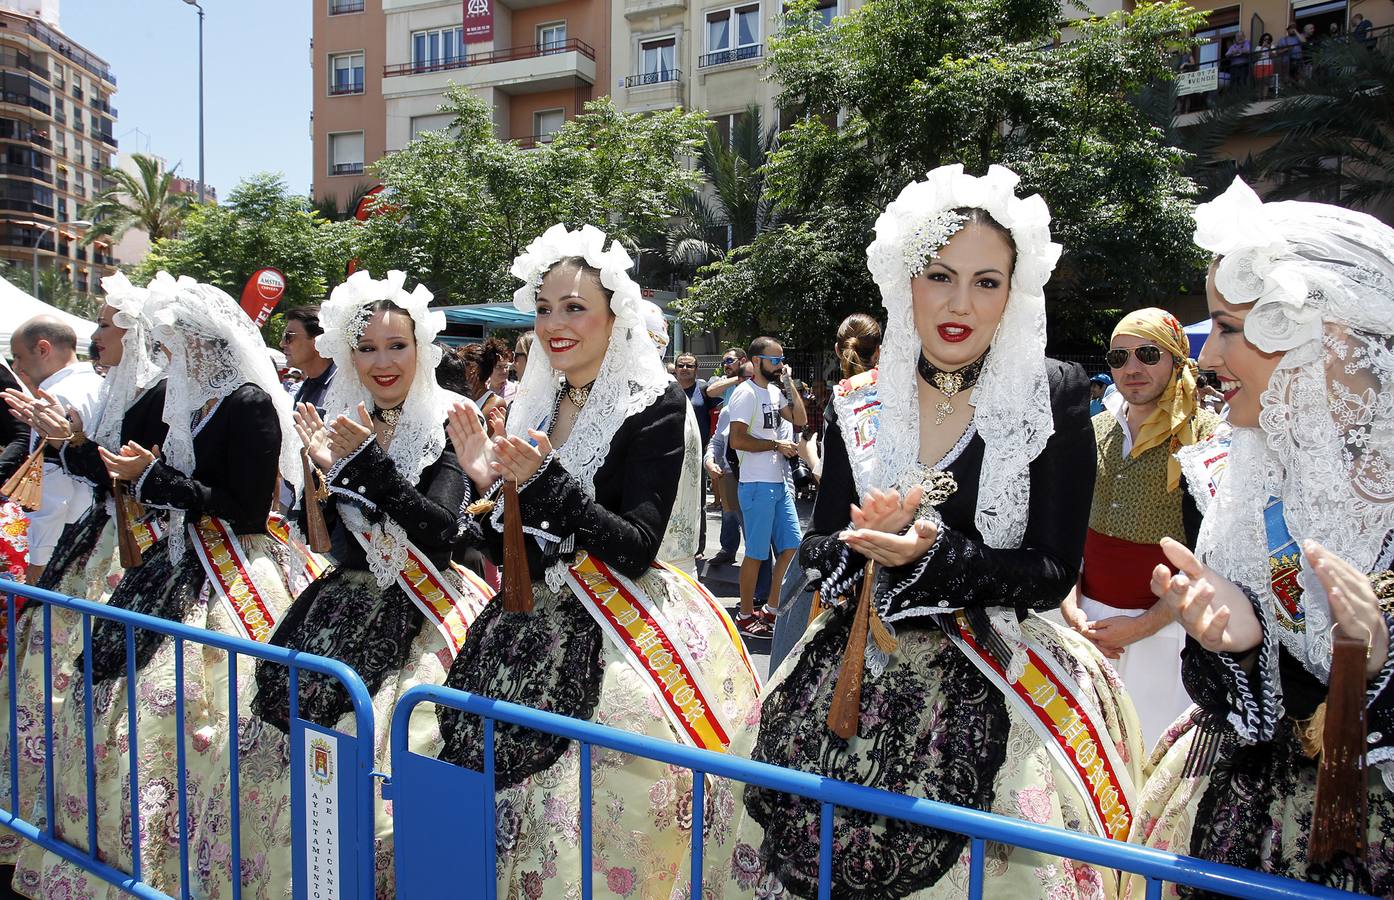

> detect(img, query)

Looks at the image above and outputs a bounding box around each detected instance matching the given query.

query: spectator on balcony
[1255,32,1278,95]
[1352,13,1375,46]
[1277,24,1303,81]
[1225,32,1251,86]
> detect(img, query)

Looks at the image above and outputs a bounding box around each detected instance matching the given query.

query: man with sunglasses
[727,337,807,637]
[1061,308,1226,748]
[704,347,749,407]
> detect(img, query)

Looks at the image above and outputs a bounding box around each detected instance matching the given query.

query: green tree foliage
[678,0,1210,350]
[345,90,710,305]
[132,173,350,313]
[80,152,192,246]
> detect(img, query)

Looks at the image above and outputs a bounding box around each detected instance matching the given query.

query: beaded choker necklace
[563,379,594,410]
[917,352,986,425]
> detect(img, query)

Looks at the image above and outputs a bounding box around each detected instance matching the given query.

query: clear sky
[57,0,313,201]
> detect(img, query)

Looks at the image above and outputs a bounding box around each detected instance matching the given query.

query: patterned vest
[1089,407,1223,544]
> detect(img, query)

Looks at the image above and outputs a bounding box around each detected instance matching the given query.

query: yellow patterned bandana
[1111,308,1198,492]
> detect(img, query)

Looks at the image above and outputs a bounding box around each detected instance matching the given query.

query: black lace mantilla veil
[745,359,1094,896]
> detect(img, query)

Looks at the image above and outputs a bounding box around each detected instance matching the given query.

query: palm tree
[1249,36,1394,210]
[79,152,192,246]
[666,104,780,272]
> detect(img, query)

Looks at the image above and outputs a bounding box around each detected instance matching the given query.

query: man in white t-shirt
[8,316,104,583]
[727,337,807,638]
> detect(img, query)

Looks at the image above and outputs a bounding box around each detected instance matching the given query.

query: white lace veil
[90,272,165,452]
[315,269,452,586]
[1193,177,1394,682]
[865,164,1063,550]
[505,225,672,584]
[146,271,302,561]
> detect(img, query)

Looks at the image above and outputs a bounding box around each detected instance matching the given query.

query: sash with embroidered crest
[566,551,734,752]
[350,529,492,660]
[188,515,279,643]
[1264,497,1307,632]
[830,366,1138,840]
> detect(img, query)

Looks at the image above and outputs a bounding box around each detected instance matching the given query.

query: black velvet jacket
[801,358,1096,623]
[470,382,688,580]
[0,365,30,483]
[319,431,466,571]
[133,383,280,534]
[60,380,169,500]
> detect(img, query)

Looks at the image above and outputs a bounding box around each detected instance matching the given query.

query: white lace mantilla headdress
[90,272,165,451]
[505,224,671,584]
[865,163,1062,550]
[146,271,303,560]
[317,269,452,587]
[1192,177,1394,684]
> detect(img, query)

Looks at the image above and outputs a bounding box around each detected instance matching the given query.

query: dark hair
[14,317,77,354]
[835,312,881,378]
[724,347,747,360]
[514,331,534,358]
[460,337,512,393]
[546,257,613,303]
[285,305,324,337]
[676,351,697,365]
[749,336,782,359]
[87,339,100,360]
[434,344,470,394]
[953,207,1017,257]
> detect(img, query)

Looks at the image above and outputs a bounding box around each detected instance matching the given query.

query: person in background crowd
[727,337,807,638]
[1129,176,1394,898]
[1255,32,1278,94]
[1061,308,1226,749]
[675,351,713,553]
[6,316,104,585]
[769,311,882,671]
[706,346,749,405]
[1225,31,1251,86]
[1352,12,1374,46]
[512,330,533,386]
[1195,372,1226,414]
[1088,372,1114,416]
[460,337,511,419]
[1276,24,1303,79]
[281,305,336,414]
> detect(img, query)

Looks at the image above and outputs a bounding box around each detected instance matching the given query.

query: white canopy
[0,274,98,355]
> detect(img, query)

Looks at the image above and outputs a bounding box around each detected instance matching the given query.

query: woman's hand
[293,402,333,471]
[100,441,159,482]
[490,430,554,484]
[2,388,77,443]
[446,400,495,492]
[842,519,938,568]
[1305,540,1391,679]
[1152,537,1263,655]
[849,486,924,536]
[326,403,374,464]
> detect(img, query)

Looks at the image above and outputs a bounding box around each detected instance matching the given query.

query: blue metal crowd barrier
[0,579,378,900]
[388,684,1370,900]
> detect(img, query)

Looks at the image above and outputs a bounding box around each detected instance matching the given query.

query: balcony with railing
[0,162,51,181]
[21,19,116,85]
[329,78,365,96]
[0,50,49,80]
[331,161,365,176]
[1174,24,1394,123]
[95,130,116,148]
[382,39,597,96]
[329,0,365,13]
[698,43,762,69]
[622,68,682,109]
[511,133,557,151]
[0,120,51,149]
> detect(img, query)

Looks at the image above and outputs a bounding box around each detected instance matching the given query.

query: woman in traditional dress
[437,223,761,899]
[717,164,1144,898]
[0,273,167,874]
[13,272,302,899]
[189,269,491,898]
[1127,178,1394,896]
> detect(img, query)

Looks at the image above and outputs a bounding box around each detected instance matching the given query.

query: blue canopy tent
[438,302,685,351]
[1184,319,1210,359]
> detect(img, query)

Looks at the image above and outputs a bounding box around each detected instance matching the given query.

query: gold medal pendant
[931,371,966,425]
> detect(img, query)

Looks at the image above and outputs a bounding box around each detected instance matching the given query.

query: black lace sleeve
[325,432,466,555]
[798,402,867,602]
[1179,582,1280,743]
[58,439,107,487]
[135,386,281,527]
[878,359,1097,620]
[511,387,686,580]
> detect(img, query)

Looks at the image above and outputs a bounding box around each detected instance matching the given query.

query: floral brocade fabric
[436,583,605,789]
[746,607,1009,898]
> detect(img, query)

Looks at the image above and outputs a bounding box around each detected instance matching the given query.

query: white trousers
[1079,595,1191,754]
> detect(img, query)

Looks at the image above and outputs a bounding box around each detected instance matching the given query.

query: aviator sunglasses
[1105,345,1166,369]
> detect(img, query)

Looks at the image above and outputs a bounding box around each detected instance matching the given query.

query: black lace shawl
[437,383,688,787]
[253,436,466,732]
[750,358,1096,898]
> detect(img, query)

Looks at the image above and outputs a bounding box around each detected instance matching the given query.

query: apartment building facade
[0,6,117,296]
[312,0,611,209]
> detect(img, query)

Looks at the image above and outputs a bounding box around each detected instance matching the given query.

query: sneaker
[708,550,736,567]
[758,605,778,626]
[736,613,773,639]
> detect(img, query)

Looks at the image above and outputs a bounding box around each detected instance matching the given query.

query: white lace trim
[91,272,165,452]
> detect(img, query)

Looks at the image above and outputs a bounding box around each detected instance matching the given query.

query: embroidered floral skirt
[188,566,475,899]
[714,609,1144,899]
[11,533,293,900]
[1125,714,1394,898]
[437,565,761,899]
[0,507,116,868]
